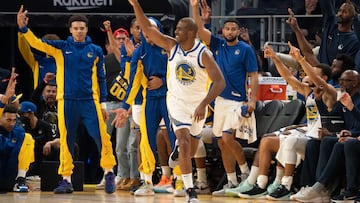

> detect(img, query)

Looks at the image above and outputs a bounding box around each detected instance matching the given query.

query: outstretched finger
[288,8,295,17]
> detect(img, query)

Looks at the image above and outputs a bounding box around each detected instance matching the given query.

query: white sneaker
[194,180,211,194]
[96,178,106,190]
[290,186,307,200]
[293,186,329,202]
[174,179,186,197]
[115,176,122,186]
[26,175,41,182]
[212,182,237,196]
[13,177,29,193]
[134,182,155,196]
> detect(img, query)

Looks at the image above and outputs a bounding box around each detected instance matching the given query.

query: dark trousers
[343,139,360,192]
[300,139,320,186]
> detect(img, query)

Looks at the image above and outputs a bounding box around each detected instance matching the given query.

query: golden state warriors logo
[87,52,93,58]
[176,63,196,85]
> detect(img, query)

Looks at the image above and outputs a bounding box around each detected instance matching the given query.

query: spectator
[18,101,59,176]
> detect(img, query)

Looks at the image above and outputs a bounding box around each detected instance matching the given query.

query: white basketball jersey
[167,40,211,103]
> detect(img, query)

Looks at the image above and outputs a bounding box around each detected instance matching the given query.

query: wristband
[299,57,305,63]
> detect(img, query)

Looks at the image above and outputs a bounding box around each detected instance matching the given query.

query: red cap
[113,28,129,38]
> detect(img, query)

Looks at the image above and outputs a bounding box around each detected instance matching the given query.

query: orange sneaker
[154,175,173,193]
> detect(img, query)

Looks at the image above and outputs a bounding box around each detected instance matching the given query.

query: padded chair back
[267,99,306,132]
[256,100,283,138]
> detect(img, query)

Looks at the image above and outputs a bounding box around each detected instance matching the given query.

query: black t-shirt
[21,119,58,160]
[105,53,122,102]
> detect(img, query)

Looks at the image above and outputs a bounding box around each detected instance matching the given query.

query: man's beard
[225,36,237,43]
[337,16,352,25]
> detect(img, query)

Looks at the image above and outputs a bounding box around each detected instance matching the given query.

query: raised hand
[239,27,250,43]
[286,8,300,32]
[128,0,138,6]
[102,20,111,32]
[44,72,55,82]
[339,92,354,110]
[288,41,302,60]
[17,5,29,29]
[190,0,200,7]
[200,0,211,23]
[124,38,135,57]
[263,44,276,59]
[2,67,18,104]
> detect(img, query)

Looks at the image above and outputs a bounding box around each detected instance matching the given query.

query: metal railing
[209,14,322,50]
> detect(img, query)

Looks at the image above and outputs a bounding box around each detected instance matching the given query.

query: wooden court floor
[0,187,297,203]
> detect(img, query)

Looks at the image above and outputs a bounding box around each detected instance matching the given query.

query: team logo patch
[87,52,93,58]
[176,63,196,85]
[235,49,240,55]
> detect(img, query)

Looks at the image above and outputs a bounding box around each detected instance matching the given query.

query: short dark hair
[315,63,332,82]
[42,34,60,40]
[3,104,19,114]
[68,15,88,28]
[224,18,240,28]
[180,17,198,33]
[46,82,57,87]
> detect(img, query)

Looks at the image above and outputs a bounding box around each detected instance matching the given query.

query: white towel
[233,107,257,144]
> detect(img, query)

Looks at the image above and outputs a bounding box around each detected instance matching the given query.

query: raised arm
[191,0,211,45]
[288,42,337,108]
[286,8,319,66]
[264,44,310,97]
[18,33,36,71]
[103,20,121,62]
[128,0,175,51]
[17,5,61,57]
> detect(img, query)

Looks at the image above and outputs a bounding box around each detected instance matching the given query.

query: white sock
[140,172,145,180]
[275,166,284,184]
[104,169,113,174]
[182,173,194,189]
[257,175,268,189]
[196,168,207,184]
[227,172,238,186]
[247,166,259,185]
[17,170,26,179]
[239,163,250,174]
[281,176,293,190]
[161,166,171,178]
[144,173,153,185]
[63,176,71,183]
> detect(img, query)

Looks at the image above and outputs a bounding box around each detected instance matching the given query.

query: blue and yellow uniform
[19,27,116,177]
[0,105,34,191]
[121,20,176,175]
[18,33,56,88]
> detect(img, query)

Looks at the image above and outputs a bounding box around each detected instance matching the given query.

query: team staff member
[17,5,116,194]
